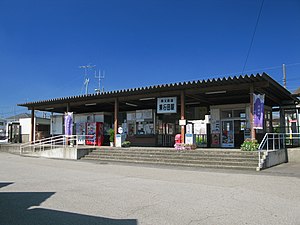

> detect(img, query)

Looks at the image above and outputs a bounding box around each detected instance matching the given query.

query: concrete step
[82,148,259,170]
[85,153,258,162]
[87,151,257,159]
[84,155,257,166]
[82,157,257,170]
[89,149,258,156]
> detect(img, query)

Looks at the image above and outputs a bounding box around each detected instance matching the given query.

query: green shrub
[108,129,114,142]
[121,141,131,147]
[241,138,259,151]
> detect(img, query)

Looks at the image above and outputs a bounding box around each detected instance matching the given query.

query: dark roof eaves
[18,73,279,107]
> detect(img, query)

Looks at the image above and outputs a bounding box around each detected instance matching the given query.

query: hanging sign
[253,94,265,129]
[64,112,73,136]
[157,97,177,114]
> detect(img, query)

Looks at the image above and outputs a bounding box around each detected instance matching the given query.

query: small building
[6,113,50,143]
[0,118,7,141]
[18,73,298,148]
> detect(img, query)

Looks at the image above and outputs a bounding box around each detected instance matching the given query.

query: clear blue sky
[0,0,299,118]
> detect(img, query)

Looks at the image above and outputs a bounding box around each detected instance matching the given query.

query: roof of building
[6,113,31,121]
[18,73,298,114]
[294,87,300,94]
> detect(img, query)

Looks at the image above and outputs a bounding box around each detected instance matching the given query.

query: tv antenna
[95,70,105,94]
[84,78,90,95]
[79,64,96,95]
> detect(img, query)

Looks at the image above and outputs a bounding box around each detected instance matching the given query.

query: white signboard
[116,134,122,147]
[127,112,136,121]
[136,109,153,120]
[179,119,186,126]
[157,97,177,114]
[186,124,193,134]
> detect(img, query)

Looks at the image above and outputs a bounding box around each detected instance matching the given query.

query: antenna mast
[95,70,105,94]
[79,64,96,95]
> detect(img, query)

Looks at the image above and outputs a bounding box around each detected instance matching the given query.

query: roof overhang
[18,73,298,114]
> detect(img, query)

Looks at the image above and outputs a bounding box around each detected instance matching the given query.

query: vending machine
[86,122,104,146]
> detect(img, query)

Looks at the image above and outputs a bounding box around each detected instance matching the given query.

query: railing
[20,135,95,154]
[258,133,286,151]
[284,133,300,147]
[257,133,286,169]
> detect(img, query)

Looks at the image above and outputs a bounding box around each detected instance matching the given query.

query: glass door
[221,120,234,147]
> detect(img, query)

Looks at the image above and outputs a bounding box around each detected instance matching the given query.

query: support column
[250,85,256,140]
[279,108,285,133]
[31,108,35,142]
[181,91,185,143]
[114,98,119,145]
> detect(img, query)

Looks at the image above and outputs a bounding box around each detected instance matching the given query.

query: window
[221,109,245,119]
[221,110,232,119]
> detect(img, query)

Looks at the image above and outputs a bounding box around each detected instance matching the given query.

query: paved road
[0,152,299,225]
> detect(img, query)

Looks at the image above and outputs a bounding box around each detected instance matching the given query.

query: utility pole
[282,64,287,88]
[79,64,96,95]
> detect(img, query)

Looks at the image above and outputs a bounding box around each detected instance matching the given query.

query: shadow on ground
[0,182,137,225]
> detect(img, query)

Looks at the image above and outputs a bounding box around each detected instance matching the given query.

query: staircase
[82,147,259,170]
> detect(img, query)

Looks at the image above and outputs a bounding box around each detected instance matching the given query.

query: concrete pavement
[0,152,299,225]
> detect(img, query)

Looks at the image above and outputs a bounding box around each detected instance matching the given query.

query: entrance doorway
[221,120,234,147]
[8,122,22,143]
[157,123,175,147]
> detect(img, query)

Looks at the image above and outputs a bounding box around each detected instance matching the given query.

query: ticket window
[136,121,154,135]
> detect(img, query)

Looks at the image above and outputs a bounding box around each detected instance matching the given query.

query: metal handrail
[258,133,286,170]
[20,135,96,154]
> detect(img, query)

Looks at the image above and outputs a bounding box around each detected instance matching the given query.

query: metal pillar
[181,91,185,143]
[279,108,285,133]
[114,98,119,145]
[31,108,35,142]
[250,86,256,140]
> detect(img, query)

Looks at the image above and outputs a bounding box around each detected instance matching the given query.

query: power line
[241,0,265,74]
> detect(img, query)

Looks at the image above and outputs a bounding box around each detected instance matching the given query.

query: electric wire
[241,0,265,74]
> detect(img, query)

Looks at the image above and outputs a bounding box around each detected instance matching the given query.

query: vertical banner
[253,94,265,129]
[64,112,73,136]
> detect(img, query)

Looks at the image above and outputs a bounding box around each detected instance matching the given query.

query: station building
[18,73,298,148]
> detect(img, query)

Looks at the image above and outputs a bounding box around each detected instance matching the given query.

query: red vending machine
[86,122,104,146]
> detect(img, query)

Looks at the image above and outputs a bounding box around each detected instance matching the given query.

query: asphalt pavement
[0,152,299,225]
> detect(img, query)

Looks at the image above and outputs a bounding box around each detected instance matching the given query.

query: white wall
[19,118,33,135]
[51,115,63,135]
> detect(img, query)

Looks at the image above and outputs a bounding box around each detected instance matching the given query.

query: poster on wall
[76,122,85,144]
[64,112,73,136]
[211,133,220,146]
[253,94,265,129]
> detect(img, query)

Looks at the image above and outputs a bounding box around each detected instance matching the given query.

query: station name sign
[157,97,177,114]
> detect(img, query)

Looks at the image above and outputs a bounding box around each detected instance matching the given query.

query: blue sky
[0,0,299,117]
